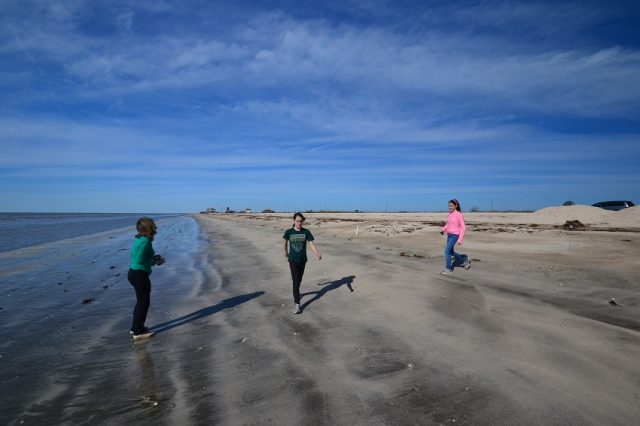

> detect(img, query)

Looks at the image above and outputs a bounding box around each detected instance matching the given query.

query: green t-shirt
[130,235,155,274]
[283,227,314,263]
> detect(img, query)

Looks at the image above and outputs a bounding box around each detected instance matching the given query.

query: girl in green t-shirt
[283,212,322,314]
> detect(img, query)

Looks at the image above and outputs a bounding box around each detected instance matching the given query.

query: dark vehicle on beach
[592,200,635,211]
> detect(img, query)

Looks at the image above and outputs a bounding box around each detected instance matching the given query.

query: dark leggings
[128,269,151,334]
[289,261,307,304]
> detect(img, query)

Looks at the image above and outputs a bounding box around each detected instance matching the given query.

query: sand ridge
[232,204,640,229]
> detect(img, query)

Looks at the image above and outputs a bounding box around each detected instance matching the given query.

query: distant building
[242,208,252,214]
[206,208,216,213]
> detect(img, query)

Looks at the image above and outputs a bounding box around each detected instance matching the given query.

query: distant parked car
[592,200,635,211]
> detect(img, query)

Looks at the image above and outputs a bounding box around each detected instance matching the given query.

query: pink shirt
[441,210,466,243]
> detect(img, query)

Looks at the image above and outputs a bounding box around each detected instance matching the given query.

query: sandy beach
[4,0,640,423]
[2,207,640,425]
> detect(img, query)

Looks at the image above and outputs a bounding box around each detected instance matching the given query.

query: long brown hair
[293,212,306,227]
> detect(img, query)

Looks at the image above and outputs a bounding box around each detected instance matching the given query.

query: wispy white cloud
[116,10,134,36]
[2,113,637,181]
[3,3,639,117]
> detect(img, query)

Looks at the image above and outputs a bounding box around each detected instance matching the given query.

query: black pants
[128,269,151,334]
[289,261,306,304]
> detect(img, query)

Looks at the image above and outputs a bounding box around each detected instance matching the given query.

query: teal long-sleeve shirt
[130,235,155,274]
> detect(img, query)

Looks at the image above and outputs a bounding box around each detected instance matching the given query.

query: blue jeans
[444,233,468,271]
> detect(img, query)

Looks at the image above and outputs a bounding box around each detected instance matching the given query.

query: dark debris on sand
[560,220,587,231]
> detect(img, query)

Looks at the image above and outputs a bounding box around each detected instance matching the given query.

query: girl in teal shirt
[283,212,322,314]
[128,217,165,340]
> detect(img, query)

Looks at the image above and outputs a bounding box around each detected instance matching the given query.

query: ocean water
[0,213,182,253]
[0,213,203,282]
[0,213,216,422]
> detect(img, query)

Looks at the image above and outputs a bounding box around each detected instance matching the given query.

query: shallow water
[0,214,209,424]
[0,212,182,253]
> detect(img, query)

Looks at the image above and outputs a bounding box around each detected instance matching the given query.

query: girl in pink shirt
[440,199,471,274]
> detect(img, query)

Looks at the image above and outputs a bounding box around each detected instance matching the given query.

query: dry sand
[189,207,640,424]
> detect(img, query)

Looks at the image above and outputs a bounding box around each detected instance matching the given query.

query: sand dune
[526,205,640,227]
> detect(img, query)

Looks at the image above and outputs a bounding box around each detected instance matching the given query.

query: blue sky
[1,0,639,213]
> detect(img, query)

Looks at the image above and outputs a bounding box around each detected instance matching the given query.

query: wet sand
[1,210,639,425]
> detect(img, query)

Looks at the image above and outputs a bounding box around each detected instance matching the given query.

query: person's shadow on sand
[300,275,355,311]
[150,291,264,334]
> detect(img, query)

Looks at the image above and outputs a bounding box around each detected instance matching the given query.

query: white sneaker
[132,330,155,341]
[293,304,302,314]
[463,258,471,270]
[440,269,453,275]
